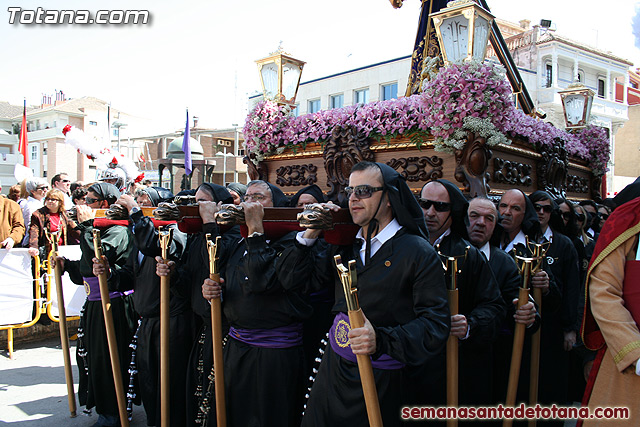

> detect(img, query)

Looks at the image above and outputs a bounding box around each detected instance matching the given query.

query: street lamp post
[430,0,495,66]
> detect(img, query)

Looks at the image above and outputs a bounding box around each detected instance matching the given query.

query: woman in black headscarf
[289,184,326,208]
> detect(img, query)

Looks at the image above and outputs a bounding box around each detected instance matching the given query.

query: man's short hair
[247,180,273,200]
[51,173,67,187]
[579,199,598,210]
[71,187,87,202]
[350,161,380,175]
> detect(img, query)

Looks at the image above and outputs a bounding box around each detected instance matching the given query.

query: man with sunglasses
[282,162,449,426]
[529,191,580,416]
[51,173,73,210]
[417,180,503,407]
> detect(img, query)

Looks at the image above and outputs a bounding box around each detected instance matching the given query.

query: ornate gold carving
[275,164,318,187]
[493,158,533,187]
[386,156,443,182]
[536,139,568,198]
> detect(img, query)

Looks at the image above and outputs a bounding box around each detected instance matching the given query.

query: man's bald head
[498,189,526,236]
[467,197,498,247]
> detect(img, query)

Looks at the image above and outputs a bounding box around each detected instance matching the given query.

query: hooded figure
[226,182,248,202]
[141,186,174,207]
[414,178,503,407]
[88,182,121,207]
[288,184,326,208]
[197,182,234,205]
[280,161,450,427]
[265,181,289,207]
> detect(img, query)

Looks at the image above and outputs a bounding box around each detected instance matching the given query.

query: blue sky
[2,0,639,134]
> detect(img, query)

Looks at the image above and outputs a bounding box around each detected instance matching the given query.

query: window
[89,121,98,126]
[545,64,553,88]
[381,83,398,101]
[30,145,37,160]
[355,88,369,104]
[330,94,344,109]
[308,99,321,114]
[632,82,638,89]
[598,78,606,98]
[292,104,300,117]
[577,70,584,83]
[113,128,119,137]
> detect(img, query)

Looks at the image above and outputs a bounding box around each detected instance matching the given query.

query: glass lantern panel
[564,94,586,126]
[473,15,491,61]
[260,62,279,99]
[282,62,302,101]
[441,14,470,63]
[585,94,594,123]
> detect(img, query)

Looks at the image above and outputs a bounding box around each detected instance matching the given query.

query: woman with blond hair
[27,189,78,258]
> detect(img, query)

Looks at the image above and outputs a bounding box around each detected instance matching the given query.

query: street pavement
[0,337,146,426]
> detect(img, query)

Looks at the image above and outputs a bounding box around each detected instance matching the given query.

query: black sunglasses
[418,198,452,212]
[600,213,609,220]
[561,212,572,221]
[85,196,103,205]
[575,213,586,222]
[344,185,384,199]
[534,204,553,213]
[36,186,49,191]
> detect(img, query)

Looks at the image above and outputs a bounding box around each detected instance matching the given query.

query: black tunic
[65,220,136,418]
[537,230,580,410]
[413,233,504,406]
[279,228,450,427]
[220,231,312,427]
[109,210,192,427]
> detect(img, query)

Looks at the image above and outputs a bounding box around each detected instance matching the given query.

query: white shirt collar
[542,226,553,243]
[479,241,491,261]
[355,218,402,264]
[503,229,527,254]
[432,227,451,248]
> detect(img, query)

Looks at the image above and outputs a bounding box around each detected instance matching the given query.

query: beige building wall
[613,104,640,190]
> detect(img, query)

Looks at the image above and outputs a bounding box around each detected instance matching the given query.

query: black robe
[413,233,504,407]
[177,221,240,427]
[488,245,541,407]
[109,211,192,426]
[537,229,580,410]
[220,231,312,427]
[65,220,136,418]
[278,228,450,427]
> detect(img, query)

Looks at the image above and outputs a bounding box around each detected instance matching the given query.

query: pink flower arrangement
[243,61,610,175]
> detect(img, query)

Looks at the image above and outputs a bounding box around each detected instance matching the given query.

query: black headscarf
[265,182,289,207]
[613,176,640,209]
[226,182,247,201]
[88,182,121,206]
[289,184,326,207]
[175,189,196,197]
[197,183,234,204]
[143,186,174,207]
[377,163,428,240]
[428,179,469,239]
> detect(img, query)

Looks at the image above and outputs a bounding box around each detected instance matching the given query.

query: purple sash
[228,323,303,349]
[329,312,405,370]
[83,276,133,302]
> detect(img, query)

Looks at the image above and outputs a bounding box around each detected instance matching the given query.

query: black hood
[289,184,326,207]
[265,182,289,207]
[226,182,247,200]
[613,176,640,209]
[197,183,234,204]
[143,186,174,207]
[378,162,428,240]
[431,179,469,239]
[88,182,121,206]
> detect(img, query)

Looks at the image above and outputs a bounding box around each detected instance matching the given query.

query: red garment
[49,212,60,232]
